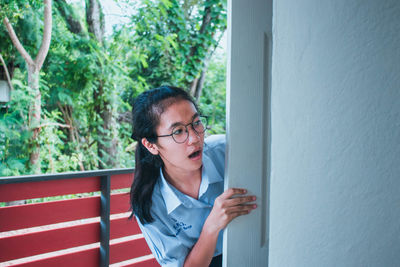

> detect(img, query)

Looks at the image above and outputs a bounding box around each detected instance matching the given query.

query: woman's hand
[203,188,257,235]
[183,188,256,267]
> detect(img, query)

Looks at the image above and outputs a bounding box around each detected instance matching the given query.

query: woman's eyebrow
[169,113,199,129]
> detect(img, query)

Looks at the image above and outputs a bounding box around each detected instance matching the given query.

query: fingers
[206,188,257,232]
[226,195,256,206]
[218,188,256,206]
[226,203,257,215]
[220,188,248,199]
[219,188,257,216]
[221,204,257,224]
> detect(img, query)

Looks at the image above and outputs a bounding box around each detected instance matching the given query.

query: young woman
[130,86,257,267]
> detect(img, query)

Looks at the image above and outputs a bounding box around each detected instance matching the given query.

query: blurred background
[0,0,227,176]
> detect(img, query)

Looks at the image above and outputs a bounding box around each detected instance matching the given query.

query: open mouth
[188,150,201,159]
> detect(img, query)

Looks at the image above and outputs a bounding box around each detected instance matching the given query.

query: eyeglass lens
[172,116,208,143]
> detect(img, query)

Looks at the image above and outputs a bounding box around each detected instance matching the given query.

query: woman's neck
[162,166,202,199]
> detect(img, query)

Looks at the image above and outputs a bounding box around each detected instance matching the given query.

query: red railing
[0,168,159,267]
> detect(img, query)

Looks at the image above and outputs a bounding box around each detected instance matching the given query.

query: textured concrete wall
[269,0,400,266]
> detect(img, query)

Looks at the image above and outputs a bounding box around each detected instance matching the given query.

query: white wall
[269,0,400,266]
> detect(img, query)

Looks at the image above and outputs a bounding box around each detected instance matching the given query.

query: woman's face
[153,99,205,175]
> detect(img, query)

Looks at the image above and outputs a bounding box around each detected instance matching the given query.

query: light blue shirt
[136,135,226,267]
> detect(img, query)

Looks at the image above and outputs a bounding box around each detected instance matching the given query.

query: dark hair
[130,85,198,224]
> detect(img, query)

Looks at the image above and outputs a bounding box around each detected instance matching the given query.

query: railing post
[100,175,111,267]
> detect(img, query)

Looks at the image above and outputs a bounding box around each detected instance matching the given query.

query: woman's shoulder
[204,134,226,150]
[203,134,226,163]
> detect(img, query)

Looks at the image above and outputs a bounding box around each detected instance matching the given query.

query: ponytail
[130,141,162,224]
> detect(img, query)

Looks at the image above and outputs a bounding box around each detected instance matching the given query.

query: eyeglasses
[157,116,208,144]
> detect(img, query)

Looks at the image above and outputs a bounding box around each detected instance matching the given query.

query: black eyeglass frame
[157,115,209,144]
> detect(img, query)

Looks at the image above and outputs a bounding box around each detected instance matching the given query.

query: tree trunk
[190,56,210,101]
[86,0,104,44]
[54,0,85,35]
[28,66,41,173]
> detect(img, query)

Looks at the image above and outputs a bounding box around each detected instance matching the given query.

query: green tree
[115,0,226,101]
[2,0,52,173]
[0,0,227,176]
[52,0,134,169]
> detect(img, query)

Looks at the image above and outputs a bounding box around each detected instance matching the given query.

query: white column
[224,0,272,266]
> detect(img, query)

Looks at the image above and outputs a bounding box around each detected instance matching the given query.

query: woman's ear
[141,138,159,155]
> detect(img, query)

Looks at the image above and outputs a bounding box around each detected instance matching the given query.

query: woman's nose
[187,125,200,144]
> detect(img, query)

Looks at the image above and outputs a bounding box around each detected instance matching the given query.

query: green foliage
[0,0,44,63]
[199,53,226,135]
[199,61,226,134]
[0,69,32,176]
[0,0,227,176]
[114,0,226,93]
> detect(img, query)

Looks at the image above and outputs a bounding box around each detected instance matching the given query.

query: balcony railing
[0,168,159,267]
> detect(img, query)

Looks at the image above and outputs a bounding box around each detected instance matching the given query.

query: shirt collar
[159,168,182,214]
[198,154,223,197]
[158,151,224,214]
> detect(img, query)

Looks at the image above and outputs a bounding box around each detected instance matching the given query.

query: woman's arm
[183,188,257,267]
